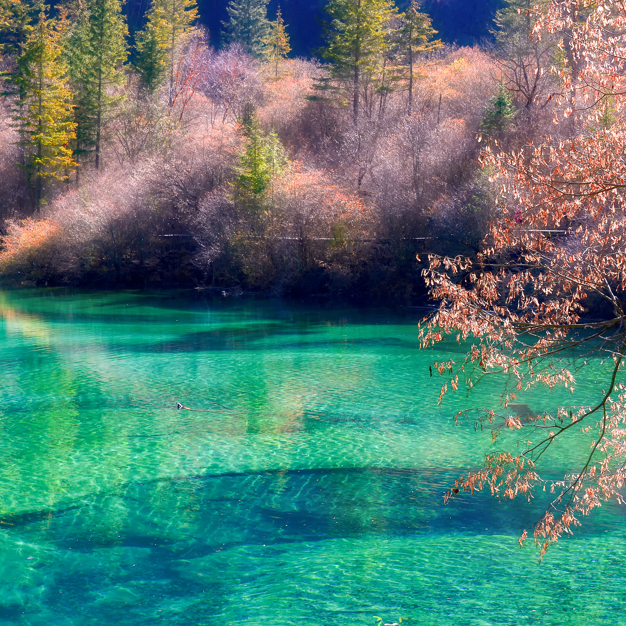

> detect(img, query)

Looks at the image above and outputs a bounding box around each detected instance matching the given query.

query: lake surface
[0,289,625,625]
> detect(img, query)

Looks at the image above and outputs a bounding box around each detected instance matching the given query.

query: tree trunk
[353,52,360,124]
[36,46,44,213]
[353,0,362,124]
[96,69,103,169]
[408,32,414,116]
[169,14,177,108]
[96,12,105,170]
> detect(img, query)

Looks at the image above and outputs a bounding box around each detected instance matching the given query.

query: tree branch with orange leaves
[423,0,626,558]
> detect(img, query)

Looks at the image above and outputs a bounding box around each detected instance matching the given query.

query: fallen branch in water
[176,401,238,417]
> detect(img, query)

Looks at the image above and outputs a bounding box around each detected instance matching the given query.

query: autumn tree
[66,0,128,172]
[134,0,198,104]
[264,6,290,77]
[320,0,398,123]
[167,27,210,122]
[422,0,626,558]
[222,0,270,58]
[10,10,75,211]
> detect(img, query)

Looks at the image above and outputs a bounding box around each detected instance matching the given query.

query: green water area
[0,289,624,625]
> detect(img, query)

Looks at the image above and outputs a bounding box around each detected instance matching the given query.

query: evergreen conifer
[222,0,270,58]
[320,0,398,123]
[481,81,517,136]
[0,0,43,59]
[12,10,76,210]
[0,0,44,110]
[66,0,127,172]
[234,114,287,210]
[264,6,289,77]
[135,0,198,102]
[396,0,440,115]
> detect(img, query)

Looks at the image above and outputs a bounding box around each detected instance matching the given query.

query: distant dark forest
[123,0,503,55]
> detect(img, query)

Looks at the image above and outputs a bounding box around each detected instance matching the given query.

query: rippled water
[0,289,625,625]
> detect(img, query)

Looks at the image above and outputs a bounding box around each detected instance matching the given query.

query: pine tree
[320,0,398,123]
[66,0,127,172]
[234,113,287,211]
[0,0,44,107]
[480,81,517,136]
[134,17,165,93]
[264,6,290,77]
[396,0,440,115]
[135,0,198,103]
[0,0,42,58]
[222,0,270,58]
[492,0,548,49]
[12,10,76,211]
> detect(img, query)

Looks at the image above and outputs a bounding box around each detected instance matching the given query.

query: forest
[0,0,570,300]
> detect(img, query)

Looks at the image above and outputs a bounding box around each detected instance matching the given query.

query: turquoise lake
[1,288,625,625]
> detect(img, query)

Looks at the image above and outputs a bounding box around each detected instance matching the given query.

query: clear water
[0,289,625,625]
